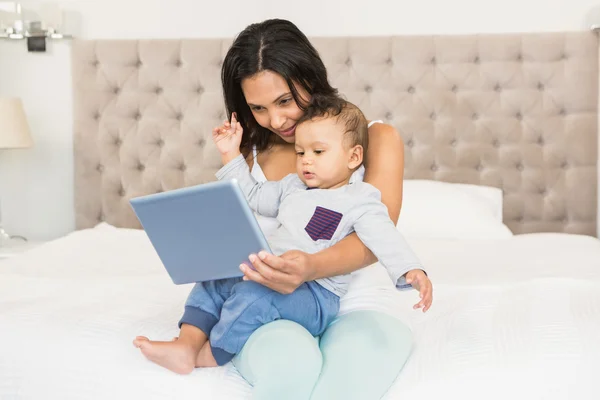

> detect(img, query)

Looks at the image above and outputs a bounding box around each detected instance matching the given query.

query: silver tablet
[130,179,272,285]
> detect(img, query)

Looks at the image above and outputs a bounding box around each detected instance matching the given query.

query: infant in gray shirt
[216,99,427,297]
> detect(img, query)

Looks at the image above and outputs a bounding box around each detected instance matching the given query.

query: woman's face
[241,70,309,144]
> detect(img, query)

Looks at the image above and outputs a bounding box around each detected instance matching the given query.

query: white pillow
[397,180,513,240]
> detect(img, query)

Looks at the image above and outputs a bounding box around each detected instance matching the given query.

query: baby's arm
[212,113,300,217]
[349,185,426,290]
[216,154,299,218]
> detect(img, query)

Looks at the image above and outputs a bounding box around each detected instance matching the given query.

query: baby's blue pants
[179,277,340,365]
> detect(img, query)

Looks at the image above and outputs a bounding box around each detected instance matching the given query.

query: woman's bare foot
[133,336,199,374]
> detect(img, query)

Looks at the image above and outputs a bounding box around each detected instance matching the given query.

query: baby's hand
[405,269,433,312]
[212,112,243,162]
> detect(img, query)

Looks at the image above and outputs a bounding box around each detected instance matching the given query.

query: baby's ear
[348,145,363,169]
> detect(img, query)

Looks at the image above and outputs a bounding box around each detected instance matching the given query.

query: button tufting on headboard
[72,33,598,235]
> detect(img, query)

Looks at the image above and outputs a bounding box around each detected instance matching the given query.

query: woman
[219,18,432,398]
[135,18,432,399]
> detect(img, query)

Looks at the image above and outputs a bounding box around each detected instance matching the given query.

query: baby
[135,99,432,374]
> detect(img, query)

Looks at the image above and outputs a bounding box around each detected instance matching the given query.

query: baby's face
[294,117,361,189]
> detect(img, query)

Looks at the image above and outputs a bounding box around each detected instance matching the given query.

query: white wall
[1,0,600,241]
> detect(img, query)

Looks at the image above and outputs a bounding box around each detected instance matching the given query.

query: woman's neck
[254,138,297,181]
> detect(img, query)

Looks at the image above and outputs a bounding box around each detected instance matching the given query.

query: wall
[1,0,599,240]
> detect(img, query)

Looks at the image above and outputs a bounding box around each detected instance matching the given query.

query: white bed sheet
[1,223,600,399]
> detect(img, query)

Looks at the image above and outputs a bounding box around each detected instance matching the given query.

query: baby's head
[294,98,368,189]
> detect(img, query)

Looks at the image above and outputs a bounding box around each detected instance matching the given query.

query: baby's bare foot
[133,336,197,375]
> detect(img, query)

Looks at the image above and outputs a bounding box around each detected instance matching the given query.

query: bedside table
[0,240,43,260]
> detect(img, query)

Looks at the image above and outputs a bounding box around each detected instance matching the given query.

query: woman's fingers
[257,251,290,273]
[239,263,267,284]
[248,253,290,282]
[238,252,305,294]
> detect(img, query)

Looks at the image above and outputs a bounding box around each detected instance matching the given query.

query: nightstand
[0,240,43,260]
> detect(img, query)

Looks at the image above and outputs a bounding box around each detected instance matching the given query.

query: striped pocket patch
[305,206,343,241]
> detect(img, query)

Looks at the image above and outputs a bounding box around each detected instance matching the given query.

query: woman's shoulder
[367,120,401,135]
[366,120,404,149]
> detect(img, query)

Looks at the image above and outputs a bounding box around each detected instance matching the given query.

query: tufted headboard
[72,32,598,236]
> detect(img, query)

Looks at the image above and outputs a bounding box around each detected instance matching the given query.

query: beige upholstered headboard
[72,32,598,236]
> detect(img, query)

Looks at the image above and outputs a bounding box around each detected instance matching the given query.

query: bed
[1,31,600,399]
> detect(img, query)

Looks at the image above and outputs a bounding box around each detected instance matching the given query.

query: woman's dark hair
[221,19,342,153]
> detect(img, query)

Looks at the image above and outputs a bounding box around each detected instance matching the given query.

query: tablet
[129,179,272,285]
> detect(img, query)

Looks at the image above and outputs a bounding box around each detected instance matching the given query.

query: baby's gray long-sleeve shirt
[216,154,424,297]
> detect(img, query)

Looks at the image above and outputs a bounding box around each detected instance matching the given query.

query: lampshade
[0,98,34,149]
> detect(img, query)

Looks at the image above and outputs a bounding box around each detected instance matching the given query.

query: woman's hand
[405,269,433,312]
[240,250,316,294]
[212,112,243,163]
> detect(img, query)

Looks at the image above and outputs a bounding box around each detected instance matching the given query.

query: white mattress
[1,223,600,399]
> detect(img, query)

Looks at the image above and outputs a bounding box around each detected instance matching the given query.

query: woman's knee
[310,311,413,400]
[233,320,322,400]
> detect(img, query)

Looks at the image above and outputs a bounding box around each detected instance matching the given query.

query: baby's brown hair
[298,97,369,153]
